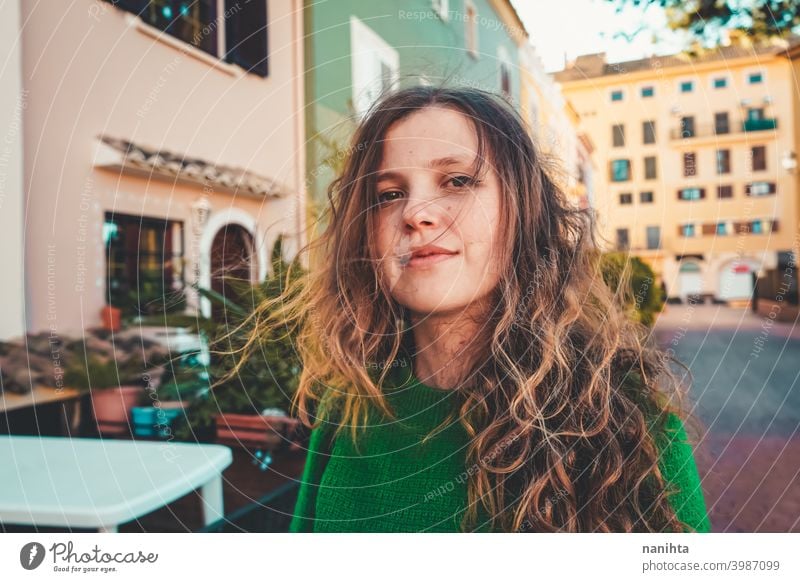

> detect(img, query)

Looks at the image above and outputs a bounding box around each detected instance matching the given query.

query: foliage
[599,252,664,327]
[607,0,799,48]
[63,338,169,391]
[112,283,187,319]
[171,237,306,440]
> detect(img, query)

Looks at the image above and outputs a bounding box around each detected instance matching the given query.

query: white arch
[716,256,763,301]
[198,207,268,318]
[675,258,705,300]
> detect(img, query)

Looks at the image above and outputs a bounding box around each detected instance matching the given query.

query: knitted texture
[289,365,712,533]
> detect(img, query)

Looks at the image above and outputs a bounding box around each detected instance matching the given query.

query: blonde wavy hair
[236,86,695,532]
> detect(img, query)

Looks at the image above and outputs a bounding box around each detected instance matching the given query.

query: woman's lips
[404,250,458,268]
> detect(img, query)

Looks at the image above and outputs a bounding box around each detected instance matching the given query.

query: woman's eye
[377,190,403,204]
[447,175,478,188]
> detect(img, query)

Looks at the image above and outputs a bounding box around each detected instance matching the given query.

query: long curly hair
[237,85,695,532]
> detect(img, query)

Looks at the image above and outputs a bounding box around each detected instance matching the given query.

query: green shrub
[599,252,664,327]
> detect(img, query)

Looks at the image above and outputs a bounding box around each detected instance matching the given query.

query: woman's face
[372,106,504,316]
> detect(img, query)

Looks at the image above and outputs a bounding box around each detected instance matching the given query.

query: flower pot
[214,413,302,451]
[90,385,142,436]
[131,405,184,439]
[100,305,122,331]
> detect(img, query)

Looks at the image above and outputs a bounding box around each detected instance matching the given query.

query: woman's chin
[397,295,476,317]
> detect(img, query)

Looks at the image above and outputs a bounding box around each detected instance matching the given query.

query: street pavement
[653,304,800,532]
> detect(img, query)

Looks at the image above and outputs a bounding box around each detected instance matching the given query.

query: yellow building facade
[555,44,799,303]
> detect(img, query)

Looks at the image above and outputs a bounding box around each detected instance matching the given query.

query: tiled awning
[93,135,288,198]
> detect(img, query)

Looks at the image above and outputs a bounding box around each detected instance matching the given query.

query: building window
[116,0,218,56]
[351,16,399,117]
[500,63,511,97]
[619,192,633,205]
[640,191,654,203]
[716,149,731,175]
[105,1,269,77]
[641,86,654,98]
[747,107,765,122]
[751,145,767,171]
[679,187,705,201]
[616,228,629,250]
[680,224,696,237]
[610,159,631,182]
[718,185,733,199]
[644,156,657,180]
[746,181,776,196]
[683,152,697,177]
[751,220,763,234]
[646,226,661,250]
[680,80,694,93]
[104,212,185,315]
[612,124,625,147]
[225,0,269,76]
[643,120,656,144]
[498,46,511,99]
[714,112,729,135]
[610,89,623,102]
[680,116,695,138]
[716,222,729,235]
[748,72,763,84]
[464,1,478,58]
[713,77,727,89]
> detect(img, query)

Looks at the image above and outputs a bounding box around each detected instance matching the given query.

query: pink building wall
[21,0,306,334]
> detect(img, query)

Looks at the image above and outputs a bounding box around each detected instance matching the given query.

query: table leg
[97,525,118,533]
[200,475,224,526]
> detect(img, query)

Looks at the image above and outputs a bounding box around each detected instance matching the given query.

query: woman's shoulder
[654,411,712,533]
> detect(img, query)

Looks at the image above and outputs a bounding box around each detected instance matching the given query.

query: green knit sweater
[289,363,712,533]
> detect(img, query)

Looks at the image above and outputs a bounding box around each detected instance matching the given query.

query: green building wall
[303,0,522,212]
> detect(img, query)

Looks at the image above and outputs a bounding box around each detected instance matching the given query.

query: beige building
[18,0,306,336]
[555,43,799,303]
[519,42,594,210]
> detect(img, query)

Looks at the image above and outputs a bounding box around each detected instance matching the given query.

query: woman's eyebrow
[428,155,474,169]
[374,169,404,183]
[375,155,475,182]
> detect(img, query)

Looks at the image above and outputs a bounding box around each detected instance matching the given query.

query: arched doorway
[677,261,703,301]
[209,224,256,318]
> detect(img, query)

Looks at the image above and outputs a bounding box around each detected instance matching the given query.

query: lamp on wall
[192,196,212,234]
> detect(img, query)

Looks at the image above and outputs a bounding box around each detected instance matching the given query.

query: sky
[512,0,691,72]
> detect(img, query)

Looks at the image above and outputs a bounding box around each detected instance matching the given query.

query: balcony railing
[742,118,778,132]
[670,118,778,140]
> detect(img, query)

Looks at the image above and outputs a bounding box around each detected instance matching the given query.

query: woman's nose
[401,195,443,231]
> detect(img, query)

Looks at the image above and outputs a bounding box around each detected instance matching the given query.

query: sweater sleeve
[288,419,334,532]
[657,412,712,533]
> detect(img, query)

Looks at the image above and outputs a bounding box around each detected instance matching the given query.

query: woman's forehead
[378,107,481,170]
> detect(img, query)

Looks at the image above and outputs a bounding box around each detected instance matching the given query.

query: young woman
[250,86,710,533]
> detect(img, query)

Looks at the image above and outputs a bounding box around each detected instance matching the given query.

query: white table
[0,435,232,532]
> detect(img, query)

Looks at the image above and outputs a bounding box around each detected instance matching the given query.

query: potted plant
[64,336,168,437]
[171,237,307,456]
[99,305,122,332]
[131,349,210,439]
